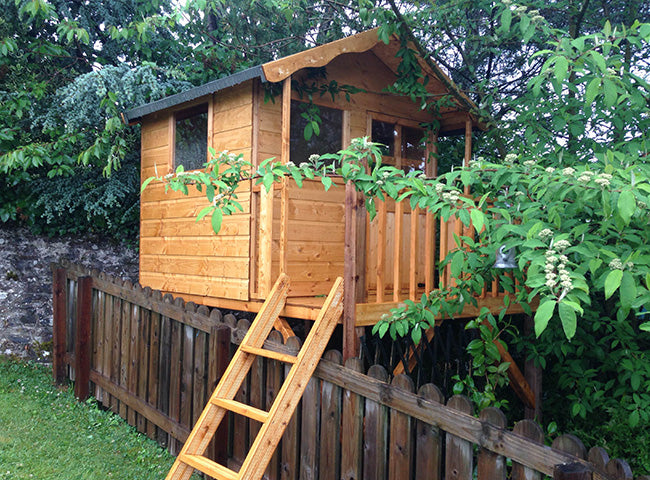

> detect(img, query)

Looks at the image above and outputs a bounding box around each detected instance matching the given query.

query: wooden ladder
[166,273,344,480]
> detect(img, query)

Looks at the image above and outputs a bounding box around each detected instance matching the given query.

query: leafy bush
[28,156,140,244]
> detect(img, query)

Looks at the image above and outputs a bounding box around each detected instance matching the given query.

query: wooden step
[180,454,238,480]
[240,344,298,364]
[211,398,269,423]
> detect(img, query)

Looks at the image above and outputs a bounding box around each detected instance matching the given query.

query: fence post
[74,275,93,401]
[553,463,592,480]
[52,266,68,384]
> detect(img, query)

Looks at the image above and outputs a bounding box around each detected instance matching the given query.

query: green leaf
[210,208,223,234]
[196,205,213,222]
[140,176,156,193]
[499,7,512,33]
[584,78,601,106]
[450,250,464,279]
[617,190,636,225]
[558,302,577,339]
[603,78,618,107]
[534,300,556,337]
[604,269,623,299]
[321,176,333,191]
[470,208,485,233]
[640,321,650,332]
[620,271,636,310]
[554,56,569,84]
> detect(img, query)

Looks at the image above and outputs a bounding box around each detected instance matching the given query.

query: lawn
[0,357,189,480]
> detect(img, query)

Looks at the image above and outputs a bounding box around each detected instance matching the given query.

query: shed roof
[124,28,479,129]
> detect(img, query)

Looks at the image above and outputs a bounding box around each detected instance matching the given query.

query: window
[174,104,208,171]
[371,119,427,173]
[290,100,342,164]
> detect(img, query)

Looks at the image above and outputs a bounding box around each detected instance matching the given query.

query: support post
[343,181,366,360]
[553,463,592,480]
[52,266,67,384]
[524,314,543,421]
[74,275,93,401]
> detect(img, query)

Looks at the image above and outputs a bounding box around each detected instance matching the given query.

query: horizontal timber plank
[140,215,250,237]
[140,254,250,279]
[287,198,345,221]
[213,126,253,151]
[212,82,253,113]
[213,103,253,132]
[140,236,249,257]
[141,125,170,150]
[286,241,345,263]
[355,296,535,326]
[90,370,190,443]
[141,197,251,220]
[140,272,249,301]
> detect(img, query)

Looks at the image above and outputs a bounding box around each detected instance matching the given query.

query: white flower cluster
[435,183,445,194]
[594,173,613,187]
[577,171,595,183]
[608,258,633,270]
[419,173,428,180]
[562,167,576,176]
[309,154,320,163]
[538,228,553,239]
[523,159,536,167]
[504,153,517,164]
[544,246,573,292]
[545,167,555,173]
[212,193,225,206]
[442,191,461,203]
[299,162,309,168]
[286,161,295,168]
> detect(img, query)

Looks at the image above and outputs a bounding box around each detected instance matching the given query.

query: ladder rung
[181,454,238,480]
[240,345,298,364]
[211,397,269,423]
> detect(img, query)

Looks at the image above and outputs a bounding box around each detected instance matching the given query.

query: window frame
[170,100,211,173]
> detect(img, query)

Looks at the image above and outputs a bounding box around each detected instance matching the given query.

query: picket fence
[51,260,648,480]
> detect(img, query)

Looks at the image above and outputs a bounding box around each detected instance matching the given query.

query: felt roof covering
[124,28,480,129]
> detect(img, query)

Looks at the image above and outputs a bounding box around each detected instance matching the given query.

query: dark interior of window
[371,120,396,158]
[175,103,208,171]
[290,101,342,165]
[401,126,426,172]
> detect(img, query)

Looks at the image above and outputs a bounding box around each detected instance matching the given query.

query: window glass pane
[371,120,395,157]
[175,104,208,171]
[401,126,426,172]
[290,101,342,164]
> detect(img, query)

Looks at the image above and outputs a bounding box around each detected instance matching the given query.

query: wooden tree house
[125,29,532,360]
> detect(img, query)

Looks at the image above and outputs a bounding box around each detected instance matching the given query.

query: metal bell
[493,245,517,269]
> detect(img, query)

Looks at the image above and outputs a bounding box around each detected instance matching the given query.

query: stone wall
[0,225,138,358]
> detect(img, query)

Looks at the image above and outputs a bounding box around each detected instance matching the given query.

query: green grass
[0,357,183,480]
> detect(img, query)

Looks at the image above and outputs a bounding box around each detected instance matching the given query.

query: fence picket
[477,407,507,480]
[363,365,389,480]
[300,361,321,480]
[119,281,132,420]
[320,350,343,480]
[110,292,122,414]
[265,330,285,480]
[552,434,587,459]
[280,336,303,480]
[231,318,251,468]
[137,292,150,434]
[146,289,161,440]
[127,296,140,427]
[341,358,365,480]
[511,420,544,480]
[389,374,415,479]
[414,384,443,480]
[168,315,183,454]
[445,395,474,480]
[158,295,173,447]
